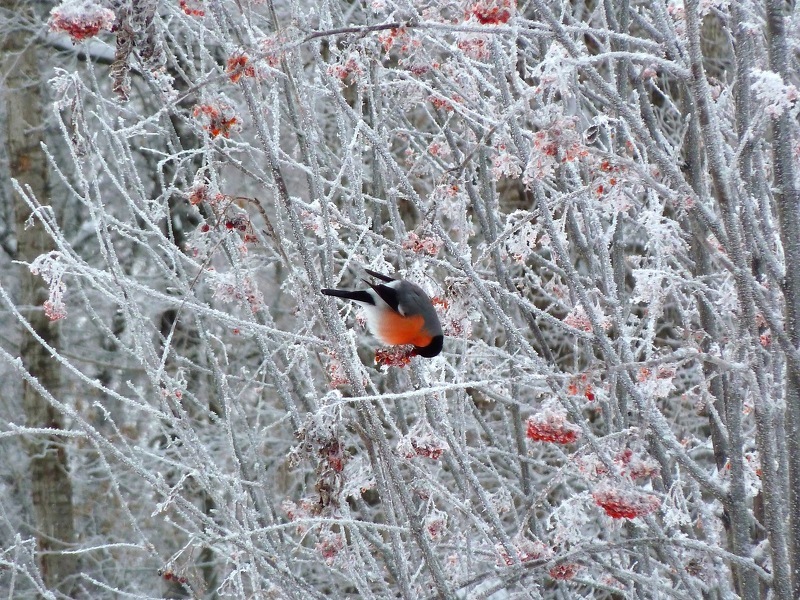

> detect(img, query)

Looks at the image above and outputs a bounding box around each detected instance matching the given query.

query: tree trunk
[764,0,800,593]
[1,1,78,595]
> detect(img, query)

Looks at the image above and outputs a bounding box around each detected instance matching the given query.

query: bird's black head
[414,335,444,358]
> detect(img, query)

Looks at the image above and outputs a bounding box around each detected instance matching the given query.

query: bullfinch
[321,269,444,358]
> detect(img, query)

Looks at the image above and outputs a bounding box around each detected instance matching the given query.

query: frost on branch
[750,69,799,118]
[398,426,449,460]
[592,483,661,520]
[455,32,492,61]
[531,44,578,99]
[185,189,260,252]
[325,351,352,387]
[592,157,635,214]
[566,372,596,402]
[563,302,611,333]
[110,6,133,100]
[431,183,472,250]
[502,210,539,264]
[490,487,513,514]
[716,452,763,498]
[614,447,661,481]
[491,143,522,180]
[424,507,448,540]
[288,410,351,515]
[547,495,595,547]
[282,497,316,533]
[465,0,516,25]
[29,252,68,321]
[573,442,661,483]
[402,227,442,256]
[523,116,587,183]
[632,269,669,306]
[226,52,256,83]
[193,103,239,138]
[211,273,263,314]
[316,530,346,566]
[495,535,551,566]
[549,562,579,580]
[258,33,286,68]
[300,200,341,237]
[283,503,349,565]
[377,27,439,76]
[156,566,189,587]
[639,209,686,255]
[635,364,677,400]
[341,454,375,499]
[327,51,365,84]
[49,0,115,42]
[525,401,582,445]
[436,278,478,339]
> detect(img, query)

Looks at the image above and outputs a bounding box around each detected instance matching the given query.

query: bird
[321,269,444,358]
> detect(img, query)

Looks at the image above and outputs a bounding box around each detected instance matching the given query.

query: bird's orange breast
[378,311,432,347]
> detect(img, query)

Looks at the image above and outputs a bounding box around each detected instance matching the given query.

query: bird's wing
[364,268,395,283]
[366,282,401,312]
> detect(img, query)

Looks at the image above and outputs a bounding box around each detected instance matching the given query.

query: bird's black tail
[321,288,375,304]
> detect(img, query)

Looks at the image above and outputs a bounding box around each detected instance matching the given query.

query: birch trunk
[1,1,78,595]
